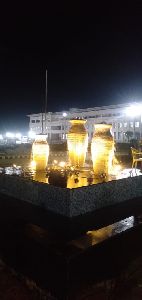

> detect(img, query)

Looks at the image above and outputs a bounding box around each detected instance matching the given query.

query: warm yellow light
[33,171,49,184]
[67,119,88,168]
[30,160,36,170]
[67,174,86,189]
[32,135,49,171]
[91,124,114,177]
[125,104,142,117]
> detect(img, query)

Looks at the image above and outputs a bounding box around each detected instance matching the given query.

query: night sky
[1,3,142,133]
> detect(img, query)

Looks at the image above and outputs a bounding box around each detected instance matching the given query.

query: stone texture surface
[0,174,142,217]
[70,176,142,216]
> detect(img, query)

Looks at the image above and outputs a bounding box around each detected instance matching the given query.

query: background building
[28,102,142,143]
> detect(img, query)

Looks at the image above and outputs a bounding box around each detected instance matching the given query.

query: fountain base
[0,173,142,217]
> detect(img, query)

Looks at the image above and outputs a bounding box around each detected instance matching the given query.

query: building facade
[28,102,142,143]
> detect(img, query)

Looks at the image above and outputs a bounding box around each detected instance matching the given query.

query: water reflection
[33,171,48,184]
[69,216,134,250]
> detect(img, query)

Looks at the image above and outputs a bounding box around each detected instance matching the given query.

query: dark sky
[1,2,142,132]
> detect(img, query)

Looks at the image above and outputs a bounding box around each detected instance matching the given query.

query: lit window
[130,122,133,128]
[135,122,139,127]
[124,122,127,127]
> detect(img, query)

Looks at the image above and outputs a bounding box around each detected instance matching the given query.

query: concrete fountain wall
[0,174,142,217]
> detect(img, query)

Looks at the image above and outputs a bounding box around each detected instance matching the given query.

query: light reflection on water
[0,158,142,189]
[69,216,135,250]
[25,216,136,252]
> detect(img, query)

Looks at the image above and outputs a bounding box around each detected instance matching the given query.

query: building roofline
[27,101,142,117]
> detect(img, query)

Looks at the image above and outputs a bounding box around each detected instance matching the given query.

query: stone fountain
[67,118,88,168]
[91,123,114,177]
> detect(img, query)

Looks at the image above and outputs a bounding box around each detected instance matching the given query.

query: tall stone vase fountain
[32,134,49,171]
[91,123,114,177]
[67,119,88,168]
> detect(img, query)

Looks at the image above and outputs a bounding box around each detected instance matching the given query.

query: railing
[131,147,142,169]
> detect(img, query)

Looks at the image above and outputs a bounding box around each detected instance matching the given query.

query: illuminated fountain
[32,134,49,171]
[67,119,88,168]
[91,123,114,177]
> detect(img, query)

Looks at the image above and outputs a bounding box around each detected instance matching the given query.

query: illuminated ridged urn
[67,119,88,168]
[91,124,114,177]
[32,134,49,171]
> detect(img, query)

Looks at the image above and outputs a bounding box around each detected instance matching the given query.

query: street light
[125,104,142,117]
[6,132,15,138]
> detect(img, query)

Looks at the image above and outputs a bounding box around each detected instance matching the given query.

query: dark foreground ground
[2,256,142,300]
[1,192,142,299]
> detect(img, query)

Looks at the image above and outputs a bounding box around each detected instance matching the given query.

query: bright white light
[53,160,58,164]
[0,134,3,140]
[15,133,21,139]
[59,161,66,168]
[28,131,36,139]
[63,112,67,117]
[6,132,15,138]
[125,104,142,117]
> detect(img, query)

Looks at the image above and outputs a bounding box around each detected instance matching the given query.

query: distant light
[30,160,36,169]
[0,134,3,140]
[28,131,36,139]
[63,112,67,117]
[125,104,142,117]
[6,132,15,138]
[15,133,21,139]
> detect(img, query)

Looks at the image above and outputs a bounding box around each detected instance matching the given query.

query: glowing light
[67,119,88,168]
[63,112,67,117]
[59,161,66,168]
[125,104,142,117]
[28,131,36,139]
[91,124,114,177]
[30,160,36,170]
[67,173,86,189]
[32,134,49,171]
[111,164,122,176]
[6,132,15,138]
[0,134,3,140]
